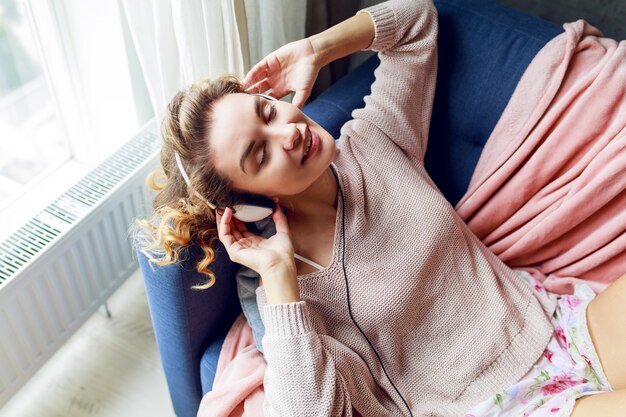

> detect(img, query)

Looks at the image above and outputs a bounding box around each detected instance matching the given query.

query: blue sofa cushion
[200,332,227,394]
[426,0,562,205]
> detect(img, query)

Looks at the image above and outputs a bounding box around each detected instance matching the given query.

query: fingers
[231,223,244,241]
[217,207,256,243]
[245,79,271,94]
[227,208,246,241]
[272,203,291,235]
[292,89,310,109]
[243,59,269,89]
[215,208,234,248]
[233,215,254,238]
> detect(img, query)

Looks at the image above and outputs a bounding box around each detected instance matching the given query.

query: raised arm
[309,11,375,69]
[242,10,374,108]
[348,0,438,161]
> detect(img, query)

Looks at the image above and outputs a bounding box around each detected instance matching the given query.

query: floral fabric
[462,271,613,417]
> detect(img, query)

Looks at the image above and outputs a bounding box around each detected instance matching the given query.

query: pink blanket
[456,20,626,295]
[198,20,625,416]
[197,315,265,417]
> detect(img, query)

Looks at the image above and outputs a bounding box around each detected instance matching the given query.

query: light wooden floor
[0,269,174,417]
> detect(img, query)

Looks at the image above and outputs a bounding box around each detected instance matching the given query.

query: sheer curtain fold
[121,0,181,122]
[122,0,305,122]
[244,0,307,73]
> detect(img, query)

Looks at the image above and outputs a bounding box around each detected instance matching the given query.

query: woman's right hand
[242,38,321,109]
[215,204,296,277]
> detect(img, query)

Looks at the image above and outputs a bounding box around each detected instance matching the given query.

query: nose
[278,124,301,150]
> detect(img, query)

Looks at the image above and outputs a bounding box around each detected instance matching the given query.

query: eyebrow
[239,96,262,174]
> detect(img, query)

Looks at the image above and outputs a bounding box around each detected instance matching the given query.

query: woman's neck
[279,166,338,222]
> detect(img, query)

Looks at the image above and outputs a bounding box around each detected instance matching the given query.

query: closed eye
[260,143,267,167]
[267,104,276,123]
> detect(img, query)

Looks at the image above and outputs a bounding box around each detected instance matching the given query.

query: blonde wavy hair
[132,75,252,290]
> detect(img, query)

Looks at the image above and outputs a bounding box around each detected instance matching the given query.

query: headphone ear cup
[232,194,276,222]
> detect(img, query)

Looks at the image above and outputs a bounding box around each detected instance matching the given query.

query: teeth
[303,130,311,157]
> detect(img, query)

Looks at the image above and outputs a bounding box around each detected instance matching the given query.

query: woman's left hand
[215,204,296,277]
[242,38,321,109]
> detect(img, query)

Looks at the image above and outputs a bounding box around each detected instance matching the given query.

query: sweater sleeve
[347,0,438,162]
[260,300,353,416]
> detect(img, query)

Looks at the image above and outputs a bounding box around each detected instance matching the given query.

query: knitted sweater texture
[256,1,556,415]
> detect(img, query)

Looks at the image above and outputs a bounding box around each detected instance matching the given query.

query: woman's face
[208,93,337,197]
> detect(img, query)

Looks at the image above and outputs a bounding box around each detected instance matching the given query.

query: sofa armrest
[137,241,241,417]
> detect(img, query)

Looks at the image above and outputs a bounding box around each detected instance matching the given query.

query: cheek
[268,164,294,184]
[267,161,307,189]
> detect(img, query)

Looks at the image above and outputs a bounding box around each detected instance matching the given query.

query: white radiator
[0,121,161,407]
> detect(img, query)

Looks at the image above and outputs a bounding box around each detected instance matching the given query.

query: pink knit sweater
[256,1,556,416]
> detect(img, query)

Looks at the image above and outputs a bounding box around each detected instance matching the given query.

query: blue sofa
[135,1,563,416]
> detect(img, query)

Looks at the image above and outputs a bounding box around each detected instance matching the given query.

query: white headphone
[173,93,277,222]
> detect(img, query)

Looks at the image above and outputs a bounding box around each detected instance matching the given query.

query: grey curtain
[496,0,626,41]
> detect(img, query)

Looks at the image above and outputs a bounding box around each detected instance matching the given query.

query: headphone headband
[255,92,277,101]
[174,150,216,210]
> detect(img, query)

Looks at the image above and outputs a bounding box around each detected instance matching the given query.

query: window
[0,0,69,210]
[0,0,153,239]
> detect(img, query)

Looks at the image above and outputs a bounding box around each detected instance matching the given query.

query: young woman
[137,0,626,415]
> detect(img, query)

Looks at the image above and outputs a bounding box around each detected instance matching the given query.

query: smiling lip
[302,127,318,164]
